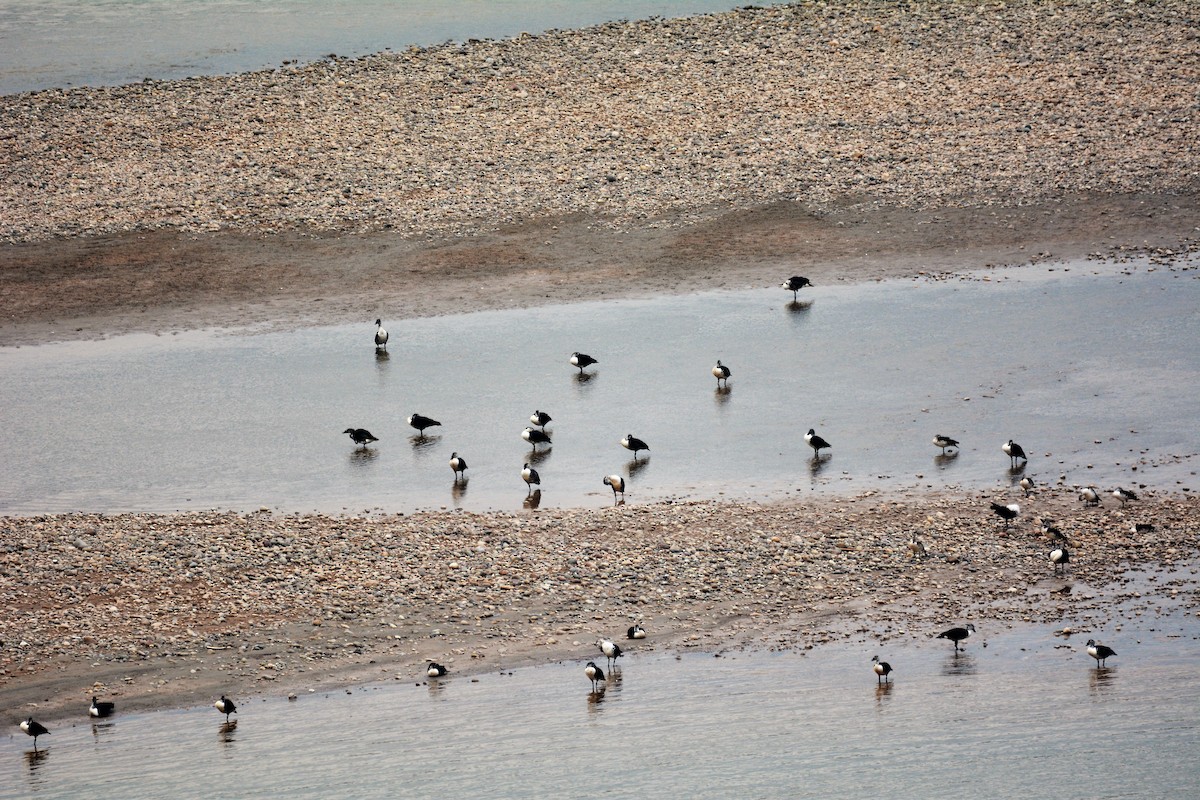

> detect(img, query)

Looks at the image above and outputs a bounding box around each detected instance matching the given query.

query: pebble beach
[3,0,1200,722]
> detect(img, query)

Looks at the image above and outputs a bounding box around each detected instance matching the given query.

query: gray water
[1,262,1197,515]
[3,585,1199,800]
[0,0,788,96]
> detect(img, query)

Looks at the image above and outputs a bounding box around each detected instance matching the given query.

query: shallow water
[1,262,1197,515]
[0,0,786,95]
[3,589,1198,799]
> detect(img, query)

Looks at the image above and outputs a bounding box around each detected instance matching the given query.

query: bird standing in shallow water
[599,638,623,668]
[530,410,552,429]
[21,717,49,749]
[585,661,605,691]
[522,426,552,450]
[712,360,731,387]
[990,501,1020,528]
[344,427,378,448]
[621,434,649,460]
[872,655,893,684]
[805,428,831,457]
[408,413,441,437]
[1050,545,1070,573]
[603,474,626,499]
[1086,639,1117,667]
[627,624,646,640]
[937,623,976,651]
[933,434,959,454]
[782,276,812,300]
[522,463,540,494]
[90,696,116,718]
[374,319,388,351]
[427,662,448,678]
[449,452,468,482]
[1003,439,1027,467]
[570,352,598,373]
[214,695,237,720]
[1112,487,1139,506]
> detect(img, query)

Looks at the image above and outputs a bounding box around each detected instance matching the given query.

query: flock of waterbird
[16,276,1132,751]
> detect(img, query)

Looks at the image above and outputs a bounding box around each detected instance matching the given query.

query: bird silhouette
[344,427,378,448]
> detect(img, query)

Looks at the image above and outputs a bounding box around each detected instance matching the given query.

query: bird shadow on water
[1088,666,1119,698]
[523,489,542,509]
[786,300,813,318]
[349,447,379,467]
[219,720,238,745]
[24,748,49,774]
[934,452,959,471]
[409,434,442,452]
[942,651,977,676]
[625,457,650,478]
[1006,463,1028,485]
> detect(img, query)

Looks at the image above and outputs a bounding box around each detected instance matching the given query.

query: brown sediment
[2,490,1196,723]
[1,1,1199,722]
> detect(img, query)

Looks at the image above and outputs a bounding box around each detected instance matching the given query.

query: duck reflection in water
[523,489,542,510]
[934,450,960,470]
[409,433,441,451]
[786,299,813,316]
[374,349,390,364]
[942,650,977,677]
[527,446,552,466]
[24,748,49,772]
[219,719,238,744]
[626,457,649,479]
[809,453,831,478]
[451,477,469,503]
[874,681,895,706]
[1089,665,1118,696]
[349,447,380,466]
[714,384,733,405]
[1007,462,1028,483]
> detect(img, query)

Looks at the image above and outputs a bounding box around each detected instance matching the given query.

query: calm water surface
[0,0,788,95]
[3,593,1198,799]
[1,262,1197,515]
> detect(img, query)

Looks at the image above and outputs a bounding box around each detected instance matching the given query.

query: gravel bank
[3,490,1196,721]
[1,1,1198,243]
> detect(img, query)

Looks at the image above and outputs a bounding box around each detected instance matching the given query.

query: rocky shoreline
[2,1,1198,244]
[3,489,1196,722]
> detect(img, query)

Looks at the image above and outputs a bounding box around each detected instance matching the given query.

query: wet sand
[2,490,1196,723]
[3,1,1200,724]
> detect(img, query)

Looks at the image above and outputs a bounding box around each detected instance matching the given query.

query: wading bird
[214,695,237,720]
[408,413,441,437]
[90,696,116,718]
[344,427,378,448]
[782,276,812,300]
[1003,439,1027,466]
[599,639,624,668]
[1050,545,1070,574]
[1086,639,1117,667]
[603,474,626,499]
[449,452,468,481]
[712,360,732,388]
[872,655,893,684]
[805,428,831,457]
[570,352,598,374]
[20,718,49,750]
[585,661,605,691]
[936,623,976,651]
[530,410,552,429]
[374,319,388,351]
[990,501,1020,528]
[522,426,552,450]
[522,463,540,494]
[621,434,649,460]
[933,434,959,454]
